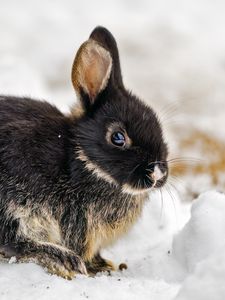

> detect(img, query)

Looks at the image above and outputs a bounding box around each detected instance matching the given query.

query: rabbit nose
[151,165,165,184]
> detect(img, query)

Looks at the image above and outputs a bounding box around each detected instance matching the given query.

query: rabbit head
[71,27,168,195]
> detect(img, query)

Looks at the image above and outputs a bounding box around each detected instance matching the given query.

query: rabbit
[0,26,168,279]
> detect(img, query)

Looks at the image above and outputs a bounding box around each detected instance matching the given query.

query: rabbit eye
[111,131,125,147]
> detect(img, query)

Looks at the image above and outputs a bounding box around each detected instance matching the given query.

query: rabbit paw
[86,254,116,275]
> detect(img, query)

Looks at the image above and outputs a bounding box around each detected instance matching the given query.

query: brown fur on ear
[71,39,112,102]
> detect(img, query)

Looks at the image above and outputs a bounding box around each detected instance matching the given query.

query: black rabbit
[0,27,168,279]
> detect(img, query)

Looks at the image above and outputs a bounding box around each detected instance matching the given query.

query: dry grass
[170,130,225,186]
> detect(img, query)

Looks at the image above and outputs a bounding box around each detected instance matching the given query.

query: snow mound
[172,191,225,272]
[172,191,225,299]
[175,251,225,300]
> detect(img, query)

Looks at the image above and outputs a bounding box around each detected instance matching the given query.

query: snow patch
[176,252,225,300]
[8,257,17,264]
[172,191,225,272]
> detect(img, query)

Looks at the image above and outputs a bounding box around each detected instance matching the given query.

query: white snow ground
[1,0,225,299]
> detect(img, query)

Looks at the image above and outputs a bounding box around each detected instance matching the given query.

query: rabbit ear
[90,26,123,88]
[71,39,112,108]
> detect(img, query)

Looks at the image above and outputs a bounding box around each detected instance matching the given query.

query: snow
[173,191,225,272]
[1,0,225,299]
[173,192,225,300]
[175,252,225,300]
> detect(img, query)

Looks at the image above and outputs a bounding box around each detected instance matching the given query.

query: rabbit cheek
[76,147,117,186]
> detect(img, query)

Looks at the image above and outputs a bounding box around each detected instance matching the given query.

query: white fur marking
[121,183,149,196]
[152,165,164,183]
[76,148,117,186]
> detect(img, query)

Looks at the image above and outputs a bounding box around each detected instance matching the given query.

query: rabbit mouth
[121,163,168,195]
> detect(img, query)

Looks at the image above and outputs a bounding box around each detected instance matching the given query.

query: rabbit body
[0,96,146,278]
[0,27,168,279]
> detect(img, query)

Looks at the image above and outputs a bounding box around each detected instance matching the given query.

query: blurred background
[0,0,225,195]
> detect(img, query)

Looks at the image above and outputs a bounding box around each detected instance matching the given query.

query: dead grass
[170,130,225,186]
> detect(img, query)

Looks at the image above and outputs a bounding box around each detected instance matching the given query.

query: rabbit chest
[84,192,148,261]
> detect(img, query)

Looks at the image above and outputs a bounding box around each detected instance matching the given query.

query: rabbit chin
[121,183,151,196]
